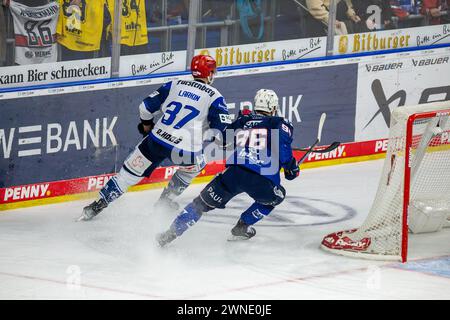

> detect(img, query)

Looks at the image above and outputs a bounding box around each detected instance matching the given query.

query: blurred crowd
[287,0,450,38]
[0,0,449,67]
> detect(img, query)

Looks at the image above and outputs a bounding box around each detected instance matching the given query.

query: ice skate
[156,229,177,247]
[228,219,256,241]
[154,188,180,212]
[78,198,108,221]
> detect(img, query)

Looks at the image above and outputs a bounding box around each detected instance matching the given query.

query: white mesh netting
[322,101,450,261]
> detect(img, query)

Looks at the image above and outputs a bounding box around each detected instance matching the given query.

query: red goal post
[322,102,450,262]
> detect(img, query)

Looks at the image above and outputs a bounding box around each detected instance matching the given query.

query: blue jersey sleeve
[279,120,295,168]
[139,82,172,122]
[208,96,233,133]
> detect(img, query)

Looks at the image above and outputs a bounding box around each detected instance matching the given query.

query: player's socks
[172,203,202,236]
[99,176,126,203]
[156,203,202,247]
[240,202,274,225]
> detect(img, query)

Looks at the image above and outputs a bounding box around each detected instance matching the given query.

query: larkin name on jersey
[9,1,59,65]
[140,80,232,154]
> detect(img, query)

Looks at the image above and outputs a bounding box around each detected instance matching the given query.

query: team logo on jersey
[219,114,233,124]
[149,91,159,98]
[66,5,82,31]
[63,0,86,22]
[281,123,291,136]
[244,120,263,128]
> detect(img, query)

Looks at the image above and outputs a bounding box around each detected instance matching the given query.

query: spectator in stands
[421,0,450,25]
[168,0,189,21]
[351,0,394,32]
[303,0,361,37]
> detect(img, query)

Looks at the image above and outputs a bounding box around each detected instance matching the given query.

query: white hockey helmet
[254,89,279,115]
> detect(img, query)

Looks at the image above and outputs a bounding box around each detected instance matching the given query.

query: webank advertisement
[1,63,357,193]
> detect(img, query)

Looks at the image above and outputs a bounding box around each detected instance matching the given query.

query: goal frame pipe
[402,109,450,262]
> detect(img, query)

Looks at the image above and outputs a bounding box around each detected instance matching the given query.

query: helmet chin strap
[258,108,277,117]
[207,72,215,85]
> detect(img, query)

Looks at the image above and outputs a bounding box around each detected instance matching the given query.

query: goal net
[321,101,450,262]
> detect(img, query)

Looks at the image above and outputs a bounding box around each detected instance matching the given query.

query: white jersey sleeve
[147,79,230,153]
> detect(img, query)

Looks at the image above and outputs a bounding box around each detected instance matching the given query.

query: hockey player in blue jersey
[78,55,232,221]
[156,89,300,246]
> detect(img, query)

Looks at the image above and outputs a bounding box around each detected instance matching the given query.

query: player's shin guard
[157,200,205,247]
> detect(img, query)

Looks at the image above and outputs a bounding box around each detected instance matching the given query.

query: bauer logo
[3,184,50,201]
[411,56,449,67]
[365,62,403,72]
[0,117,118,159]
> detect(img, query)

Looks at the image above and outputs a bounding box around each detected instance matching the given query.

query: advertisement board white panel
[119,51,187,77]
[335,24,450,55]
[0,58,111,88]
[196,37,327,68]
[355,47,450,141]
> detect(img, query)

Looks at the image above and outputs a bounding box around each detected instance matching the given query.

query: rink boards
[1,45,450,209]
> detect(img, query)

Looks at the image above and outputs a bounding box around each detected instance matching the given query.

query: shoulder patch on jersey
[211,96,228,112]
[283,118,293,126]
[219,114,233,124]
[244,120,263,128]
[281,123,291,136]
[149,91,159,98]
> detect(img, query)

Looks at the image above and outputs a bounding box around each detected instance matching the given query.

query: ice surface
[1,160,449,299]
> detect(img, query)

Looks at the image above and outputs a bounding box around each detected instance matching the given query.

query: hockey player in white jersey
[78,55,231,221]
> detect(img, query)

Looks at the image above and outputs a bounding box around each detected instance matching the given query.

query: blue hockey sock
[170,203,202,236]
[99,176,125,204]
[240,203,274,225]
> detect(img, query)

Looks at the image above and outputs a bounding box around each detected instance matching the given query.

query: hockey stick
[297,141,341,153]
[296,113,340,166]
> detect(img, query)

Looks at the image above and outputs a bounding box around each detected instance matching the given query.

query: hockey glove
[284,157,300,181]
[138,120,154,137]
